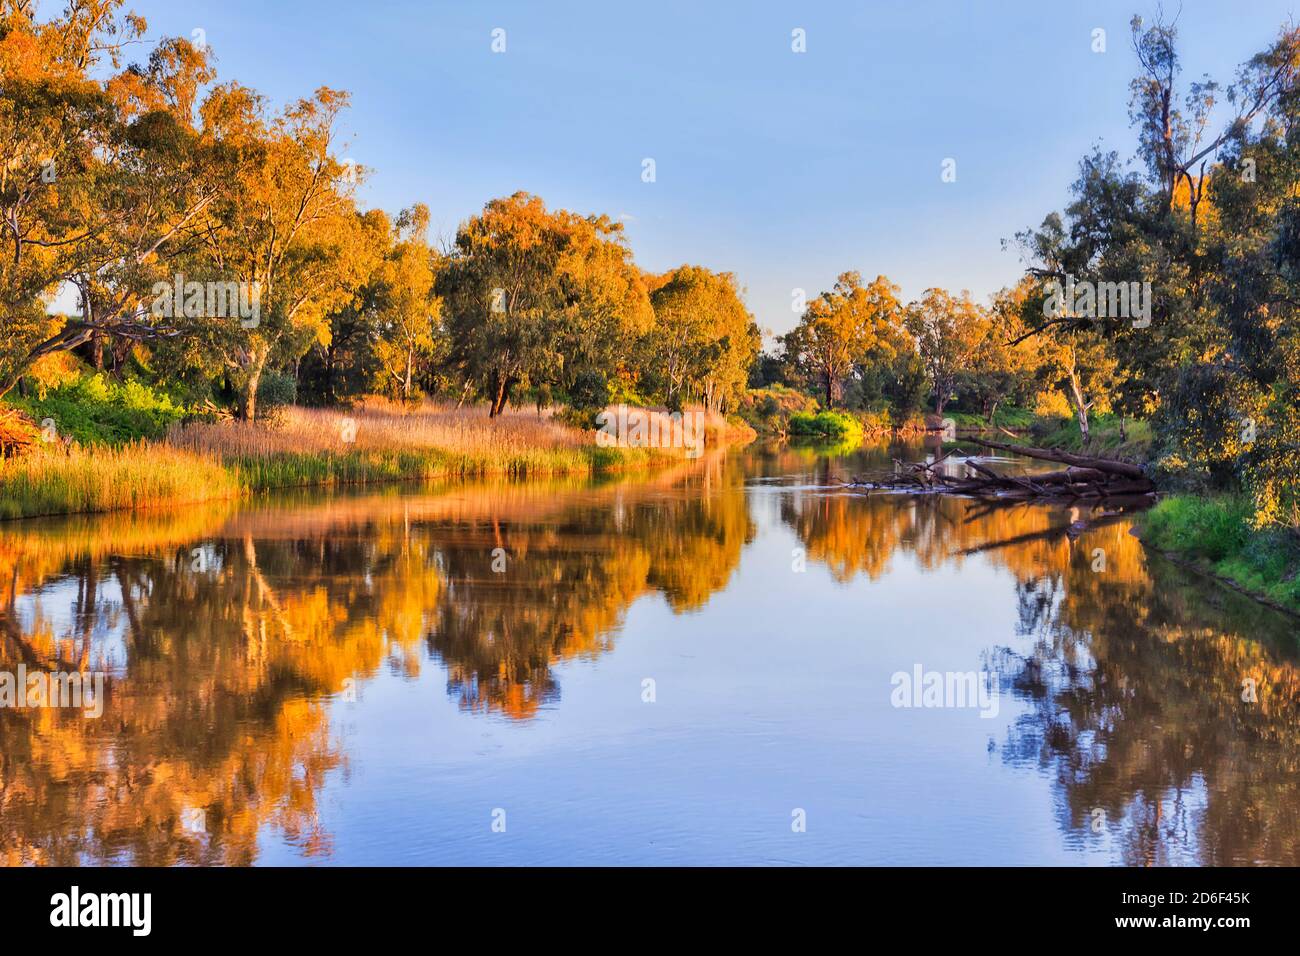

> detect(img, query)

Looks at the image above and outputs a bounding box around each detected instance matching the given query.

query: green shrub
[555,405,602,430]
[788,410,864,444]
[1143,495,1253,562]
[11,373,187,445]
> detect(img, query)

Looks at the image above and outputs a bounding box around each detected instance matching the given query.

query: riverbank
[738,396,1154,454]
[1138,495,1300,618]
[0,403,718,520]
[945,422,1298,616]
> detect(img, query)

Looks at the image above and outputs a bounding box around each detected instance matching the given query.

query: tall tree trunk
[489,375,512,417]
[111,338,131,375]
[239,353,267,422]
[1064,366,1090,444]
[703,379,718,414]
[240,372,260,422]
[325,343,336,405]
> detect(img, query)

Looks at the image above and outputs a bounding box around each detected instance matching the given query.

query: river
[1,441,1297,865]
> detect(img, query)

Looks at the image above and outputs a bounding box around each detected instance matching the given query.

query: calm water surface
[2,442,1298,865]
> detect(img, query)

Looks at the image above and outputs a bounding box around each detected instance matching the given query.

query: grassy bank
[0,443,239,520]
[224,443,649,493]
[173,405,660,491]
[742,396,1051,441]
[944,417,1300,616]
[0,403,678,520]
[1141,495,1300,616]
[944,407,1037,432]
[1028,414,1153,459]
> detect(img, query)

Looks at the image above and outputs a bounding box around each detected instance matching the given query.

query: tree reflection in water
[1,444,1296,864]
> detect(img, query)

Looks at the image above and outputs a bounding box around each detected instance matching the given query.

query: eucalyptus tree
[646,265,759,413]
[437,192,652,417]
[783,272,902,408]
[0,2,225,394]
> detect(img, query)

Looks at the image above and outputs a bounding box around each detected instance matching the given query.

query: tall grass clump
[0,400,708,519]
[0,443,238,520]
[169,403,672,488]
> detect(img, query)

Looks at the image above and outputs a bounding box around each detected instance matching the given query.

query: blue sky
[93,0,1300,338]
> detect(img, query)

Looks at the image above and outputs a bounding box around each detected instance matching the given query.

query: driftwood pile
[848,437,1155,502]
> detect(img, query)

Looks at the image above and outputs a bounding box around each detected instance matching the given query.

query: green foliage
[606,380,651,408]
[554,406,602,430]
[782,272,903,408]
[1010,16,1300,527]
[874,350,931,417]
[567,369,610,412]
[255,370,298,417]
[747,352,788,389]
[1144,496,1255,562]
[11,374,187,445]
[943,406,1037,431]
[788,410,864,444]
[436,192,653,417]
[1031,413,1152,457]
[1143,496,1300,612]
[903,288,992,415]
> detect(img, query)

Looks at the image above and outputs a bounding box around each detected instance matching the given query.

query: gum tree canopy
[436,192,653,417]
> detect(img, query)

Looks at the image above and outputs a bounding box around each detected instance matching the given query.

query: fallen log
[1023,467,1108,485]
[957,437,1147,480]
[844,442,1155,502]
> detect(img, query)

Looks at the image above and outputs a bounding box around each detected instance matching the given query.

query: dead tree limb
[958,437,1147,480]
[844,441,1155,502]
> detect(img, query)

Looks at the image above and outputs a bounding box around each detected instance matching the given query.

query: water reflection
[0,444,1296,865]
